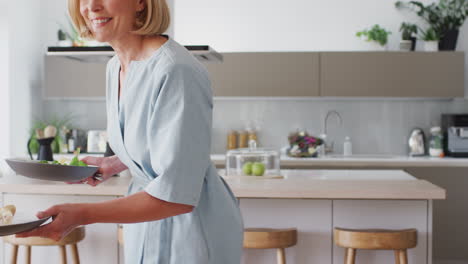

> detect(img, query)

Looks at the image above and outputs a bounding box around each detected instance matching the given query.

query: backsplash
[43,97,468,155]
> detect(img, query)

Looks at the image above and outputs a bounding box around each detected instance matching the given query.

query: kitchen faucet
[321,110,343,155]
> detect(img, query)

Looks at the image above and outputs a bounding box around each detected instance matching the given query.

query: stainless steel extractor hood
[46,45,223,63]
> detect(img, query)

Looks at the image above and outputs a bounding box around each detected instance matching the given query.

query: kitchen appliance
[87,130,108,153]
[225,141,280,178]
[67,129,87,153]
[47,44,223,63]
[408,128,426,156]
[27,137,55,161]
[442,114,468,157]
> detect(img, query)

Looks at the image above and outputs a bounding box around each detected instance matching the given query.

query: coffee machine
[442,114,468,157]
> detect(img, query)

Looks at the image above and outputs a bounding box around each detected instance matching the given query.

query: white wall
[7,0,48,157]
[0,0,10,164]
[174,0,429,51]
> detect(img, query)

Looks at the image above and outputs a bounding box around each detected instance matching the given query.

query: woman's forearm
[105,155,128,175]
[81,191,194,225]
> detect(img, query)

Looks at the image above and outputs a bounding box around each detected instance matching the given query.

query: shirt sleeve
[144,63,213,206]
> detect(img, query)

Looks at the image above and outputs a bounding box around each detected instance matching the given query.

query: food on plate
[252,162,265,176]
[0,205,16,225]
[38,148,88,167]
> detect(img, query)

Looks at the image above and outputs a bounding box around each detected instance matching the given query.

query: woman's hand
[16,204,87,241]
[70,155,128,186]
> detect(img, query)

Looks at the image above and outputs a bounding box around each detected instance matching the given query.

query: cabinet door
[45,56,107,98]
[240,199,332,264]
[204,53,320,97]
[333,200,429,264]
[1,194,119,264]
[320,52,464,97]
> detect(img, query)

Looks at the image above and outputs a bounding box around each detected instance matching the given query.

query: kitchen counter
[211,154,468,169]
[0,170,445,200]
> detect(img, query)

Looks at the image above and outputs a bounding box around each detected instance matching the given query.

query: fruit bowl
[225,147,280,177]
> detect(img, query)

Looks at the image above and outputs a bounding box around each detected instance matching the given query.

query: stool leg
[25,246,31,264]
[398,250,408,264]
[71,244,80,264]
[10,245,18,264]
[394,250,401,264]
[345,248,356,264]
[60,245,67,264]
[277,248,286,264]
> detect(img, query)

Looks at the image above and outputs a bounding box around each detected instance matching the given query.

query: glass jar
[429,126,444,157]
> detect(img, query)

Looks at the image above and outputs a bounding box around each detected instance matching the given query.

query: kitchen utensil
[27,137,55,161]
[0,215,51,237]
[408,128,426,156]
[43,125,57,138]
[5,158,100,182]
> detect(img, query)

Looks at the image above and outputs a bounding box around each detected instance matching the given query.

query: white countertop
[0,170,445,200]
[211,154,468,168]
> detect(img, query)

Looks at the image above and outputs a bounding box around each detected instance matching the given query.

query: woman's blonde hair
[68,0,170,39]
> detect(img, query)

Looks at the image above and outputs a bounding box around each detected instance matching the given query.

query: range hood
[47,45,223,63]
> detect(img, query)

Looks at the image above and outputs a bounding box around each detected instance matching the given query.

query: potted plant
[395,0,468,50]
[356,24,392,51]
[399,22,418,51]
[420,27,440,51]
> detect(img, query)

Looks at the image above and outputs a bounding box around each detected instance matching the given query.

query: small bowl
[5,158,99,182]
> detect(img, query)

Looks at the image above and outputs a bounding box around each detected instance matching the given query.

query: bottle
[343,136,352,156]
[238,130,249,148]
[429,126,444,157]
[227,130,238,150]
[248,129,258,146]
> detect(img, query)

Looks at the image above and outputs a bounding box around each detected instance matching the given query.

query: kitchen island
[212,154,468,169]
[0,169,445,264]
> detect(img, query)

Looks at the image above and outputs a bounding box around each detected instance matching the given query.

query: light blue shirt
[106,37,243,264]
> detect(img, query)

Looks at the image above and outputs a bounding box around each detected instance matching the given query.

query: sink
[326,154,401,159]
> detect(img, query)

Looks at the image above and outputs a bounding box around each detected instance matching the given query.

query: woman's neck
[110,34,167,72]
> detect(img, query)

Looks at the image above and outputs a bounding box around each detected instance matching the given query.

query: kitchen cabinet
[320,52,464,97]
[203,52,320,97]
[43,51,464,98]
[0,194,120,264]
[44,56,106,98]
[240,198,433,264]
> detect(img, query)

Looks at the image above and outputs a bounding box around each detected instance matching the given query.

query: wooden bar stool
[243,228,297,264]
[3,226,85,264]
[118,225,124,246]
[334,227,417,264]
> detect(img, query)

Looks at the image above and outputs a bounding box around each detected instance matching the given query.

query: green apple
[242,162,253,175]
[252,162,265,176]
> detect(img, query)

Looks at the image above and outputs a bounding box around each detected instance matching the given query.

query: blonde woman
[17,0,244,262]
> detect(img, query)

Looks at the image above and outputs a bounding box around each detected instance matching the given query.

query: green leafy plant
[57,29,67,41]
[356,24,392,46]
[395,0,468,38]
[29,114,76,154]
[419,26,440,41]
[56,14,85,45]
[400,22,418,40]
